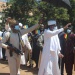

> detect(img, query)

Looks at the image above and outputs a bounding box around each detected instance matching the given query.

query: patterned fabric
[64,33,67,39]
[64,33,75,75]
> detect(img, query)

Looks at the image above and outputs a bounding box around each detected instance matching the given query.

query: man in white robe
[0,31,3,59]
[38,20,71,75]
[21,34,32,65]
[19,23,32,65]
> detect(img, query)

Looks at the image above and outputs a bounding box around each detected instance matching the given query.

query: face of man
[9,19,20,33]
[40,25,44,32]
[10,24,20,33]
[67,29,72,34]
[47,20,56,31]
[49,24,56,31]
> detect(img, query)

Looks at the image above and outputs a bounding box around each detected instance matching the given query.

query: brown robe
[74,52,75,71]
[64,33,75,74]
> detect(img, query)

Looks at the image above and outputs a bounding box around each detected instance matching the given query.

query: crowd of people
[0,17,75,75]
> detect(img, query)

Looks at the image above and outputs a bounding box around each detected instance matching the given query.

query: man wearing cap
[0,18,42,75]
[37,24,44,68]
[19,23,23,28]
[18,22,26,65]
[0,31,3,60]
[18,23,32,66]
[2,18,11,61]
[64,28,75,75]
[38,20,71,75]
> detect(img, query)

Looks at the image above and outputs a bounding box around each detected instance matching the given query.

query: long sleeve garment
[0,31,3,59]
[0,24,38,56]
[21,34,32,64]
[22,34,32,50]
[38,28,64,75]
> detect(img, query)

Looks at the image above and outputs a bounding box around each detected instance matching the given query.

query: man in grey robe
[0,18,41,75]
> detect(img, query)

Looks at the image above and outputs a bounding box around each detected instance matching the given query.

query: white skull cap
[48,20,56,26]
[19,23,23,27]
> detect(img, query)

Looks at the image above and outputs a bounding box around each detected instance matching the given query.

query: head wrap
[48,20,56,26]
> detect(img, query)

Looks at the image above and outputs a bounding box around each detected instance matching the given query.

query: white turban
[48,20,56,26]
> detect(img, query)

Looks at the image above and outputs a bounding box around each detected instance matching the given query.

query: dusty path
[0,60,37,75]
[0,60,75,75]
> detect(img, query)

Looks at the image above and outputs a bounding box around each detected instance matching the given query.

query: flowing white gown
[0,31,3,59]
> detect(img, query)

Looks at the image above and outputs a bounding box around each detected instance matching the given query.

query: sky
[0,0,7,2]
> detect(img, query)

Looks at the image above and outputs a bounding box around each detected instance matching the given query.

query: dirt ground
[0,60,75,75]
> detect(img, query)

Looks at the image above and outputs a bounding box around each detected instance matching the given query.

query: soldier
[0,18,41,75]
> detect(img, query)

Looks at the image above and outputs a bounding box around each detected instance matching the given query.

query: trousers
[7,54,21,75]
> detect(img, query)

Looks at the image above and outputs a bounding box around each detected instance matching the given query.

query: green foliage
[37,2,69,25]
[5,0,41,26]
[68,0,75,31]
[4,0,71,27]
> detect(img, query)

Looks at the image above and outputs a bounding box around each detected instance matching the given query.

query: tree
[67,0,75,31]
[37,2,69,25]
[4,0,70,27]
[5,0,41,26]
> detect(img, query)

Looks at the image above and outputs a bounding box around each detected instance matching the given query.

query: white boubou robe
[0,31,3,59]
[38,28,64,75]
[20,34,32,65]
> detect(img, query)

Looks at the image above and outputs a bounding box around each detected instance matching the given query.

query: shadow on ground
[0,60,38,75]
[0,60,8,64]
[20,65,38,75]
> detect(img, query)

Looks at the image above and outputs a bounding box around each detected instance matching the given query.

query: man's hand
[73,50,75,54]
[73,47,75,54]
[29,49,32,54]
[0,37,2,41]
[58,53,64,58]
[64,23,71,30]
[7,46,15,51]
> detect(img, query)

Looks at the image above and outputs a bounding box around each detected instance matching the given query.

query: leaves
[2,0,72,27]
